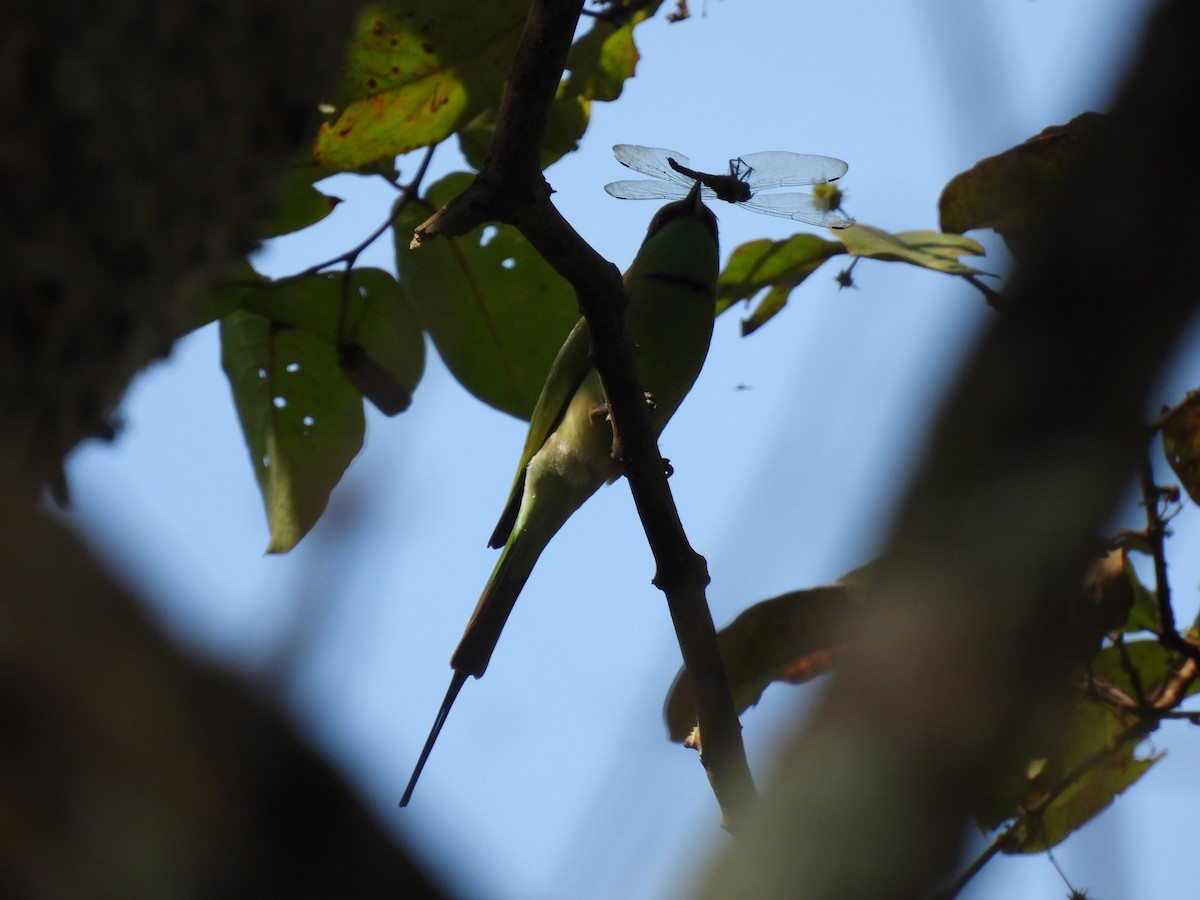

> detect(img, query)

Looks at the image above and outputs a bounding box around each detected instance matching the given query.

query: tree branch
[409,0,757,825]
[698,1,1200,895]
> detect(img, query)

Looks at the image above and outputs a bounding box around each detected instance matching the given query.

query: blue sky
[65,1,1194,897]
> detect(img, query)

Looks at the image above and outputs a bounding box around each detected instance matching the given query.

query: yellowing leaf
[663,585,860,743]
[835,225,987,275]
[315,1,527,171]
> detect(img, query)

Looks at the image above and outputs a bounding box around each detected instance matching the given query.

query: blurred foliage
[176,3,1200,889]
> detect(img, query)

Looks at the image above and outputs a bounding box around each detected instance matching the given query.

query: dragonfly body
[606,144,855,228]
[667,156,752,203]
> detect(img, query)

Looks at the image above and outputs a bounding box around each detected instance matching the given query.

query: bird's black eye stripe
[644,273,711,292]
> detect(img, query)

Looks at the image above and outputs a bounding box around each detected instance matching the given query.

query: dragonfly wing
[612,145,697,189]
[604,179,690,200]
[742,192,856,228]
[734,152,849,190]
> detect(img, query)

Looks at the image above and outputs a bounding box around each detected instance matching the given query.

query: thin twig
[291,146,435,279]
[963,273,1009,310]
[1138,451,1200,667]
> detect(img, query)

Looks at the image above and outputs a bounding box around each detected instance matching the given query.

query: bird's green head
[644,180,719,250]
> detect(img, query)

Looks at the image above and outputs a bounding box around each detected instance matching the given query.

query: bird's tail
[400,668,466,807]
[451,521,547,677]
[400,525,547,806]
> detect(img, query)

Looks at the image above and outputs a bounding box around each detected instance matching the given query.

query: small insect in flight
[604,144,855,228]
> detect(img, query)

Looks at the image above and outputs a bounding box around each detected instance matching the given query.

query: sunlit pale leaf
[938,112,1105,254]
[221,311,365,553]
[836,225,987,275]
[663,585,860,742]
[395,173,578,419]
[315,0,527,171]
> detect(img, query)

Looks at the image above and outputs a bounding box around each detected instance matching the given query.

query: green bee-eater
[401,181,719,805]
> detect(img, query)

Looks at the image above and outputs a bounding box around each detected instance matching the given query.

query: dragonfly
[604,144,855,228]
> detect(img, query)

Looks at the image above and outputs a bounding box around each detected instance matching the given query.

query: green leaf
[315,0,527,171]
[938,112,1106,255]
[260,164,341,239]
[1005,745,1159,853]
[220,311,366,553]
[835,225,987,275]
[977,697,1159,851]
[186,261,265,334]
[1122,555,1161,634]
[458,7,659,170]
[563,8,653,103]
[1090,639,1178,700]
[395,173,578,419]
[236,268,426,415]
[1161,392,1200,506]
[715,234,844,334]
[663,585,860,742]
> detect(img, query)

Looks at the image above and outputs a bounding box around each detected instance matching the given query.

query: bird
[401,180,719,806]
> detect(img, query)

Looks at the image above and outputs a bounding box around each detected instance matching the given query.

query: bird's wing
[612,145,695,187]
[488,316,594,547]
[733,151,848,189]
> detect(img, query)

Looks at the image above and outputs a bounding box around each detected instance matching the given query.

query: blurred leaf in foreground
[938,112,1105,256]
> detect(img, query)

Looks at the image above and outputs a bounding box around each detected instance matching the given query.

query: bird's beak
[685,179,703,213]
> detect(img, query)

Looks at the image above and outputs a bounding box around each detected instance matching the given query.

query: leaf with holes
[395,172,578,419]
[221,310,365,553]
[1161,392,1200,506]
[315,0,527,171]
[233,268,425,416]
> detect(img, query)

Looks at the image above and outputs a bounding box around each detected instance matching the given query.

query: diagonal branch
[411,0,757,825]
